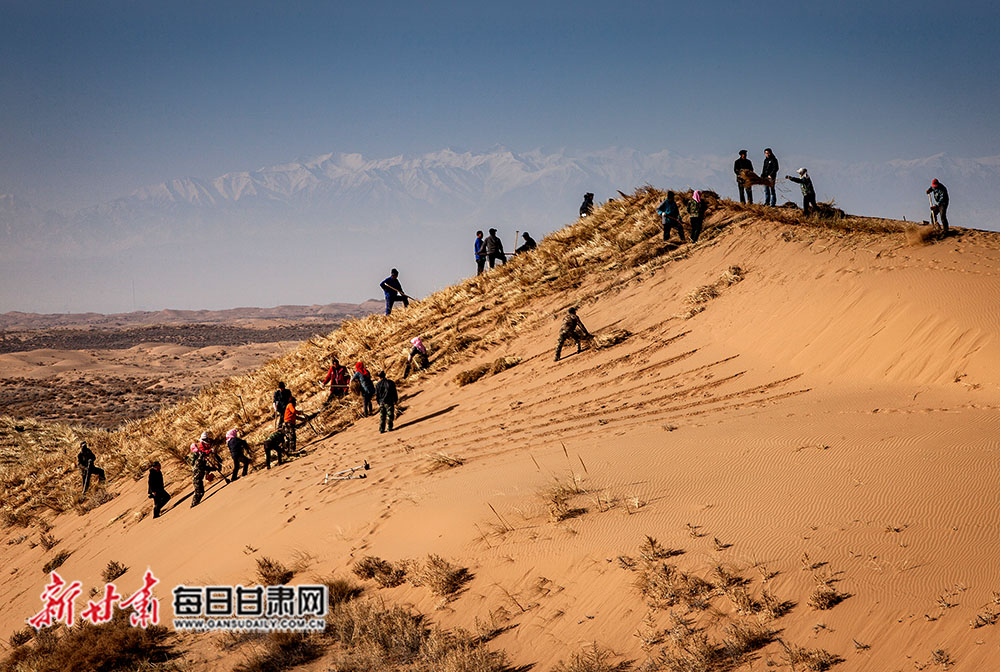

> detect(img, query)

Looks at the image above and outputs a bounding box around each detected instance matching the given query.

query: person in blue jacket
[656,191,685,242]
[380,269,409,315]
[474,230,486,275]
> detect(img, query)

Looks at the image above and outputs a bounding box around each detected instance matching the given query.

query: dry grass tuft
[931,648,954,669]
[8,628,32,649]
[410,554,472,598]
[39,532,59,551]
[352,555,408,588]
[553,642,632,672]
[455,356,521,387]
[782,642,844,671]
[318,576,363,608]
[41,550,72,574]
[638,536,682,562]
[541,474,587,522]
[685,285,720,305]
[808,582,847,610]
[425,452,465,472]
[591,329,631,350]
[635,562,714,611]
[101,560,128,582]
[0,608,174,672]
[256,556,294,586]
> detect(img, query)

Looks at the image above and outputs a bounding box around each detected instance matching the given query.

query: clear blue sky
[2,0,998,211]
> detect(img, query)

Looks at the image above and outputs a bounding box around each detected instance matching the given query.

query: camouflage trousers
[191,460,206,507]
[284,424,297,454]
[555,330,582,360]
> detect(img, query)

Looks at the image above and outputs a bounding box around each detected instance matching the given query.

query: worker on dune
[474,230,486,275]
[77,441,106,494]
[351,361,376,416]
[516,231,537,254]
[403,336,428,378]
[272,381,291,429]
[482,228,506,268]
[555,307,591,362]
[786,168,818,215]
[926,178,950,235]
[380,268,409,315]
[579,192,595,217]
[762,148,779,206]
[263,430,285,469]
[189,432,218,508]
[226,428,251,481]
[686,191,707,243]
[322,356,350,404]
[656,191,685,243]
[734,150,754,204]
[283,396,300,454]
[147,461,170,519]
[375,371,398,433]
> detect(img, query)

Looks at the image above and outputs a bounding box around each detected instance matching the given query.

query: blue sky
[2,0,998,211]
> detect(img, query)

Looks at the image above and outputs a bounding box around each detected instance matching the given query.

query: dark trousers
[191,462,205,507]
[379,403,395,433]
[81,465,106,494]
[275,407,286,429]
[802,193,818,215]
[265,442,284,469]
[689,217,703,243]
[662,215,686,242]
[151,490,170,518]
[936,202,949,232]
[738,180,753,204]
[488,253,505,268]
[384,294,409,315]
[362,393,373,416]
[764,183,777,206]
[476,257,486,275]
[284,424,297,454]
[555,331,582,360]
[230,449,250,480]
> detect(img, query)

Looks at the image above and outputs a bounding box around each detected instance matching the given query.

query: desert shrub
[410,555,471,598]
[317,575,363,608]
[39,532,59,551]
[351,555,407,588]
[782,642,844,671]
[8,628,32,648]
[808,582,846,610]
[102,560,128,582]
[256,556,294,585]
[425,452,465,472]
[455,356,520,387]
[553,643,632,672]
[0,608,174,672]
[41,550,72,574]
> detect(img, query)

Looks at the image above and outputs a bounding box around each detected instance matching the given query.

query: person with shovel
[656,191,685,243]
[555,307,591,362]
[77,441,106,494]
[926,178,950,235]
[482,228,506,268]
[380,268,410,315]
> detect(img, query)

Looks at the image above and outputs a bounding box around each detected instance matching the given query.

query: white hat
[797,167,808,176]
[200,431,209,441]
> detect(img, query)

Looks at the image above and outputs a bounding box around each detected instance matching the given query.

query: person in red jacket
[322,357,350,404]
[283,397,300,454]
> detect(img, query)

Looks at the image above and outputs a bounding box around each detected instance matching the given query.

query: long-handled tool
[323,460,370,484]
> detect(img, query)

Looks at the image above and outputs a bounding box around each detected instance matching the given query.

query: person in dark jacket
[926,178,950,234]
[474,230,486,275]
[555,307,591,362]
[264,431,285,469]
[482,229,506,268]
[734,150,754,204]
[351,362,376,416]
[226,428,251,481]
[380,269,409,315]
[375,371,398,433]
[515,232,537,254]
[77,441,106,494]
[579,193,595,217]
[273,382,291,429]
[762,148,779,206]
[687,191,707,242]
[656,192,685,242]
[147,461,170,518]
[786,168,817,215]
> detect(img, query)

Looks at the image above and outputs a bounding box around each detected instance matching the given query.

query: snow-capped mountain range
[2,147,997,313]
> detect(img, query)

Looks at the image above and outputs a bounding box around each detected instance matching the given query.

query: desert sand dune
[1,198,999,670]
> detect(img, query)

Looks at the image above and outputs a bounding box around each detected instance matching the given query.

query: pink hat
[693,190,702,202]
[225,428,239,440]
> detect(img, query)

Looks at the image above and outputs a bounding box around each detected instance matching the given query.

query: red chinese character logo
[81,583,123,625]
[28,572,82,629]
[119,569,160,628]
